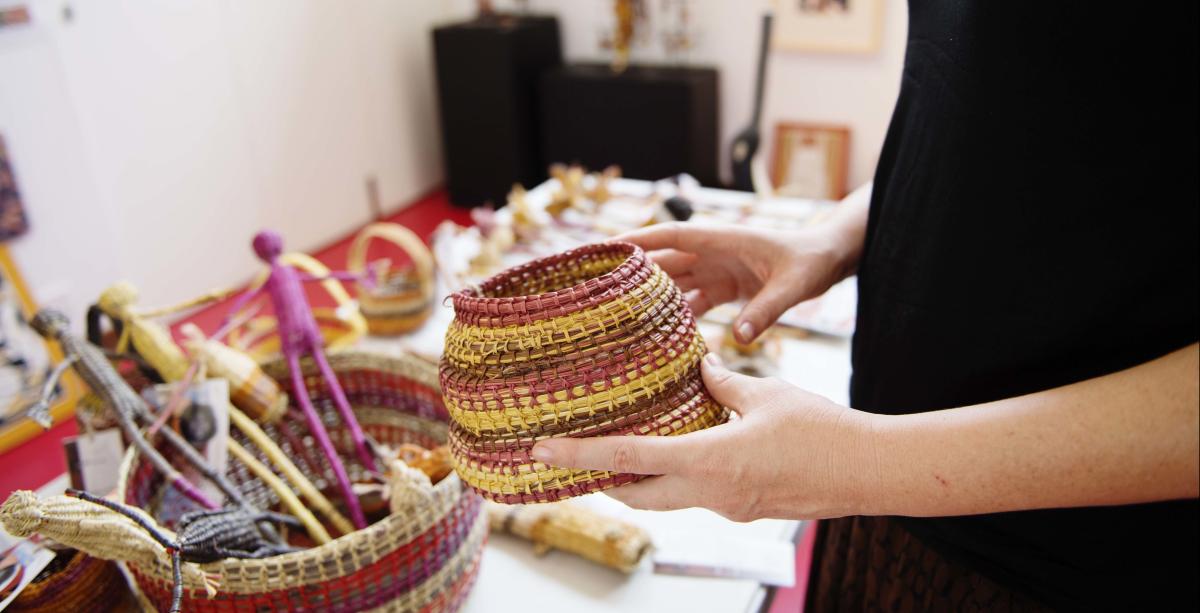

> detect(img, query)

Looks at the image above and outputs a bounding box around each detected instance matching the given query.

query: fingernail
[737,321,755,342]
[704,352,723,368]
[531,444,555,463]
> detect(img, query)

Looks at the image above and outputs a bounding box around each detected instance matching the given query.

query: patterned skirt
[805,516,1055,612]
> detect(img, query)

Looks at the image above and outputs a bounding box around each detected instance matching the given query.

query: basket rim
[450,241,646,318]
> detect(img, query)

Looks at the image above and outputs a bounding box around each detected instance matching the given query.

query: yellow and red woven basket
[118,350,485,612]
[441,241,729,503]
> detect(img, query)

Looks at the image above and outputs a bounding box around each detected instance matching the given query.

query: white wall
[2,0,906,325]
[451,0,908,188]
[1,0,456,323]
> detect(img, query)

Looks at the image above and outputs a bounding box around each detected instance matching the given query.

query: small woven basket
[441,241,729,503]
[118,350,486,612]
[349,223,436,336]
[7,549,127,612]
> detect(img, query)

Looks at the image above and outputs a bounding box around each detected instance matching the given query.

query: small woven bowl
[442,242,729,503]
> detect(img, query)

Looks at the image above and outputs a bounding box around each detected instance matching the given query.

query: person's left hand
[530,353,882,522]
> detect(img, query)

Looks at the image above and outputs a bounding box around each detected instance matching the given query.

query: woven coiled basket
[441,241,729,503]
[6,549,127,612]
[117,350,485,612]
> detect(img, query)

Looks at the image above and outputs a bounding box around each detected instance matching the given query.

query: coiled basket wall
[117,350,486,612]
[441,241,729,503]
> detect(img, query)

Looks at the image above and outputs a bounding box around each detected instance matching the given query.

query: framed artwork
[0,246,81,454]
[771,122,850,200]
[0,135,30,241]
[772,0,883,54]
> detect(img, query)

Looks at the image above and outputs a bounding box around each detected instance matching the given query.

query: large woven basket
[7,549,127,612]
[117,350,486,612]
[441,241,729,503]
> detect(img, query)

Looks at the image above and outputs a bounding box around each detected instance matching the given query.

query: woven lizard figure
[70,489,299,613]
[224,230,376,529]
[0,489,220,610]
[24,310,255,519]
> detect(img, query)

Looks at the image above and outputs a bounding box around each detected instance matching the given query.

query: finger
[674,273,699,292]
[685,289,715,317]
[617,222,720,253]
[647,249,698,277]
[605,475,696,511]
[531,434,685,475]
[734,280,797,344]
[701,352,767,415]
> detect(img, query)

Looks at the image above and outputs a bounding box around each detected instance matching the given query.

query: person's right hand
[619,222,859,343]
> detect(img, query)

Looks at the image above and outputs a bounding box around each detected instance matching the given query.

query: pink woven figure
[226,230,377,529]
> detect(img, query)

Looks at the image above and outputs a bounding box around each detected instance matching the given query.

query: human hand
[619,222,859,343]
[529,353,881,522]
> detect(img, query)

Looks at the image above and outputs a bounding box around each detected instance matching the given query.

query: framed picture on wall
[0,246,82,454]
[771,122,850,201]
[772,0,883,54]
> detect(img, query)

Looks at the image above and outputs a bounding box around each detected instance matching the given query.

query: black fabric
[850,1,1199,610]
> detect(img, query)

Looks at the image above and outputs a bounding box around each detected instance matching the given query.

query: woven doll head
[30,309,71,340]
[97,281,139,316]
[0,490,42,537]
[252,230,284,262]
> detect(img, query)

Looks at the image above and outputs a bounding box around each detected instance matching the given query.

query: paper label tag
[652,533,796,587]
[63,428,125,495]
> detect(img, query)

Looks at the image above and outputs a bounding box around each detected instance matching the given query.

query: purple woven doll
[225,230,377,529]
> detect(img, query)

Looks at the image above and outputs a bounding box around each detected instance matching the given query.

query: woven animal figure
[68,490,296,613]
[586,165,622,205]
[25,310,223,510]
[224,230,376,529]
[486,500,651,573]
[0,490,218,609]
[91,281,232,383]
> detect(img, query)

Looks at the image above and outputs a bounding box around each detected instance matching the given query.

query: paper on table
[0,539,57,610]
[653,532,795,587]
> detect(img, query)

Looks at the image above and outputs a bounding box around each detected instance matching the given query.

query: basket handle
[347,223,435,288]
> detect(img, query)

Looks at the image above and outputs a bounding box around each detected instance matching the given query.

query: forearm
[823,181,871,281]
[864,343,1200,517]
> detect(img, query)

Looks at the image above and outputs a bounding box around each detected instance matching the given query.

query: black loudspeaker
[433,15,562,207]
[540,63,719,186]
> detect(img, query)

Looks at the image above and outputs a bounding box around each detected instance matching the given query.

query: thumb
[700,352,765,416]
[733,281,796,344]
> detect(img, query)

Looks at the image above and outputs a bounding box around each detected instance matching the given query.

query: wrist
[823,218,865,281]
[845,410,890,516]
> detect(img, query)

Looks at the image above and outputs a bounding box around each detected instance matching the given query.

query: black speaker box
[540,63,719,186]
[433,15,562,207]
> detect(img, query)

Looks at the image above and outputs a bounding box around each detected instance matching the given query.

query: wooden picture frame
[0,246,82,454]
[771,0,884,54]
[770,122,850,200]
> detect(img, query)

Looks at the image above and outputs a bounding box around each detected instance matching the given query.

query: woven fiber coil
[118,350,485,612]
[7,549,128,612]
[442,241,729,503]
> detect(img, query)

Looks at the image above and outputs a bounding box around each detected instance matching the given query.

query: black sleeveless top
[851,2,1198,609]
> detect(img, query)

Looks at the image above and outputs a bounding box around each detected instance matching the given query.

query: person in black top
[530,2,1198,610]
